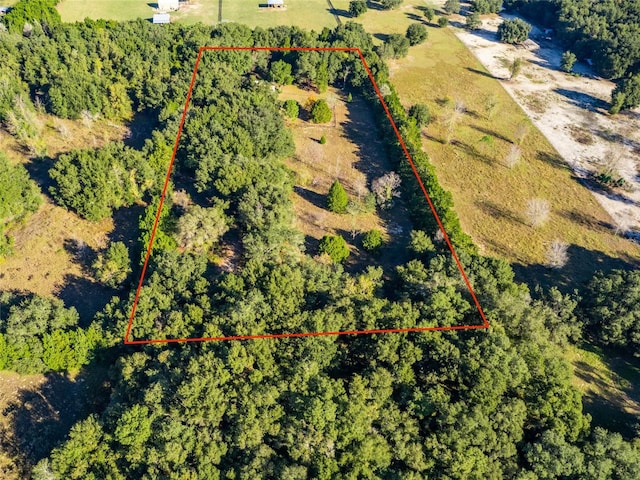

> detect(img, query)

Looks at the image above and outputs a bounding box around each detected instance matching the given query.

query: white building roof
[153,13,170,24]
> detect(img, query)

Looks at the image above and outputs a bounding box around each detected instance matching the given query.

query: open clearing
[279,85,412,270]
[0,116,128,320]
[350,2,640,288]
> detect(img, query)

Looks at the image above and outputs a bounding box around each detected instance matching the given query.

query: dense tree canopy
[498,18,532,44]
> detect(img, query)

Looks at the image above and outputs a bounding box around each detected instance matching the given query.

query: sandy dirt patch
[452,12,640,240]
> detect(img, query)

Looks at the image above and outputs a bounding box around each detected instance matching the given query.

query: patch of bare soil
[453,12,640,240]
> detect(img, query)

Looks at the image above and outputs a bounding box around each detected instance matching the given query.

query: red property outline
[124,46,490,345]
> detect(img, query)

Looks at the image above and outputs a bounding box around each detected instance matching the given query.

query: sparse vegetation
[546,238,569,268]
[525,198,551,227]
[372,172,402,208]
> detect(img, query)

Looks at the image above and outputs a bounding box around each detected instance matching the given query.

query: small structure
[153,13,171,24]
[267,0,284,7]
[158,0,179,11]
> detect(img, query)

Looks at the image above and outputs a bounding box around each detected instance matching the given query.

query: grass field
[57,0,156,22]
[279,85,412,270]
[352,4,640,288]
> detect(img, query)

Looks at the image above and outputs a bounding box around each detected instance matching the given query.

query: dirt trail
[451,13,640,240]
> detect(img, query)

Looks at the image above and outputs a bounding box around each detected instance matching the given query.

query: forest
[0,2,640,478]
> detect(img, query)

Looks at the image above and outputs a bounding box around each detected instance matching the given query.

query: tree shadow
[405,12,426,23]
[591,128,640,154]
[470,124,512,144]
[553,88,609,113]
[108,203,146,252]
[450,139,495,165]
[56,274,116,327]
[365,0,385,11]
[476,199,526,226]
[63,238,98,275]
[512,244,639,293]
[422,130,446,144]
[465,66,499,79]
[373,32,389,42]
[467,26,498,42]
[0,364,112,476]
[294,186,327,210]
[580,175,639,208]
[536,150,570,171]
[123,111,160,150]
[23,156,56,198]
[558,209,616,234]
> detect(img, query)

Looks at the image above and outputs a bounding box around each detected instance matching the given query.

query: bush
[349,0,367,17]
[320,135,327,144]
[319,235,350,263]
[438,17,449,27]
[362,229,383,252]
[406,23,428,46]
[93,242,131,288]
[472,0,502,14]
[423,6,434,21]
[409,103,430,127]
[283,99,299,119]
[466,11,482,30]
[310,99,332,123]
[379,0,403,9]
[327,180,349,213]
[561,51,577,73]
[609,73,640,113]
[379,34,410,59]
[443,0,460,14]
[498,18,531,44]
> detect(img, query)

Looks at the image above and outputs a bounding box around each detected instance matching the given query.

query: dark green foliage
[327,179,349,213]
[406,23,428,46]
[379,0,403,9]
[0,152,41,258]
[309,99,332,123]
[410,229,435,254]
[349,0,367,17]
[466,11,482,30]
[409,103,430,127]
[472,0,502,14]
[175,203,229,253]
[582,270,640,355]
[319,234,350,262]
[424,6,434,21]
[283,99,299,119]
[498,18,532,44]
[269,59,294,85]
[438,16,449,27]
[379,34,410,59]
[320,134,327,144]
[2,0,60,34]
[92,241,131,288]
[444,0,460,14]
[610,74,640,113]
[561,50,577,73]
[0,293,102,373]
[362,229,383,252]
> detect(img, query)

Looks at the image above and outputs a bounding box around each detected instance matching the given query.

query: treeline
[504,0,640,80]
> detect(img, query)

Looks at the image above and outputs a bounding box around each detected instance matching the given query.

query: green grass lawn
[57,0,155,22]
[221,0,338,31]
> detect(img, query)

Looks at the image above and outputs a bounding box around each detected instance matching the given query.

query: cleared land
[0,116,128,319]
[349,3,639,288]
[279,85,412,270]
[57,0,155,22]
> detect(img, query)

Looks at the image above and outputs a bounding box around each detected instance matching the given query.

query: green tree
[561,51,577,73]
[310,99,332,123]
[380,34,410,59]
[409,103,430,127]
[410,230,435,254]
[444,0,460,14]
[379,0,403,9]
[175,203,229,253]
[349,0,367,17]
[319,234,350,262]
[438,16,449,27]
[423,6,434,21]
[498,18,532,44]
[327,180,349,213]
[92,241,132,288]
[406,23,428,46]
[269,60,294,85]
[609,73,640,113]
[466,11,482,30]
[472,0,502,14]
[362,229,383,252]
[283,99,299,119]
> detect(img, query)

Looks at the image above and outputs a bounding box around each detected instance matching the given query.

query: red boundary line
[124,46,490,345]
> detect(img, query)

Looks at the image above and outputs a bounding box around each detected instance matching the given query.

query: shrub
[410,230,435,254]
[561,51,577,73]
[406,23,428,46]
[283,99,299,119]
[409,103,430,127]
[349,0,367,17]
[466,11,482,30]
[320,135,327,144]
[498,18,531,44]
[546,239,569,269]
[319,235,350,263]
[93,242,131,288]
[443,0,460,14]
[379,0,403,9]
[327,180,349,213]
[423,7,434,21]
[525,198,550,227]
[438,17,449,27]
[372,172,401,208]
[362,229,383,252]
[310,99,332,123]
